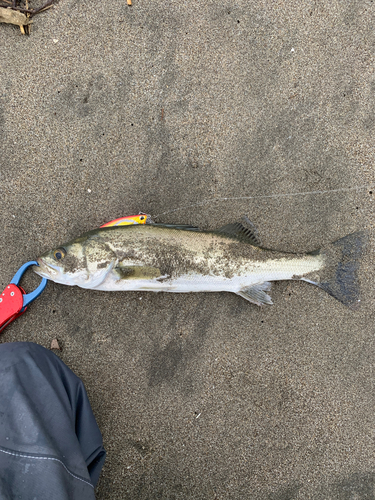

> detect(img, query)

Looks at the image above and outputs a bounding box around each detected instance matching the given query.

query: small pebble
[51,338,61,350]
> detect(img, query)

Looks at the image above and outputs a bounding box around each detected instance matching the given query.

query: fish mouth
[32,258,59,279]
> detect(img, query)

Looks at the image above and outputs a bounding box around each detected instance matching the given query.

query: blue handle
[10,261,48,308]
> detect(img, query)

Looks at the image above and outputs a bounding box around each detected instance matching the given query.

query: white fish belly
[92,255,324,293]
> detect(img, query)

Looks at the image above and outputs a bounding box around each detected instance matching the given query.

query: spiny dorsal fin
[150,223,201,232]
[216,216,261,246]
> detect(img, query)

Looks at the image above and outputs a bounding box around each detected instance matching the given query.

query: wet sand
[0,1,374,498]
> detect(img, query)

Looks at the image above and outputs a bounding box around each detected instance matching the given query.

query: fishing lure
[100,214,152,227]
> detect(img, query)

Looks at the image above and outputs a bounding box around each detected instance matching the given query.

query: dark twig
[10,5,33,13]
[24,0,29,35]
[31,0,54,15]
[12,0,15,8]
[6,0,54,16]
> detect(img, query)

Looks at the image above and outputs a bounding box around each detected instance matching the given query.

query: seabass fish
[33,219,366,307]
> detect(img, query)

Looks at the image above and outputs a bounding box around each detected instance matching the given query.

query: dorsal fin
[215,216,261,246]
[150,223,201,232]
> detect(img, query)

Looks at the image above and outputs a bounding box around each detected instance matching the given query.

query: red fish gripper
[0,261,48,334]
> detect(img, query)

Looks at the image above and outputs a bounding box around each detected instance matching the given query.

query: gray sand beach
[1,1,374,498]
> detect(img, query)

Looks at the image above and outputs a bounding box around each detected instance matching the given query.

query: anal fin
[236,282,273,306]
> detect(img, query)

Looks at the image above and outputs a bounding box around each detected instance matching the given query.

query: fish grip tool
[0,261,48,333]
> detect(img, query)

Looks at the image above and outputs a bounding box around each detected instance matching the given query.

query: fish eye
[53,248,66,261]
[140,216,145,220]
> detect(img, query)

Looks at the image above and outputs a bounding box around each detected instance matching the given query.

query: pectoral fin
[237,282,273,306]
[115,264,161,280]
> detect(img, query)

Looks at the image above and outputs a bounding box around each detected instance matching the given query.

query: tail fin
[307,231,367,308]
